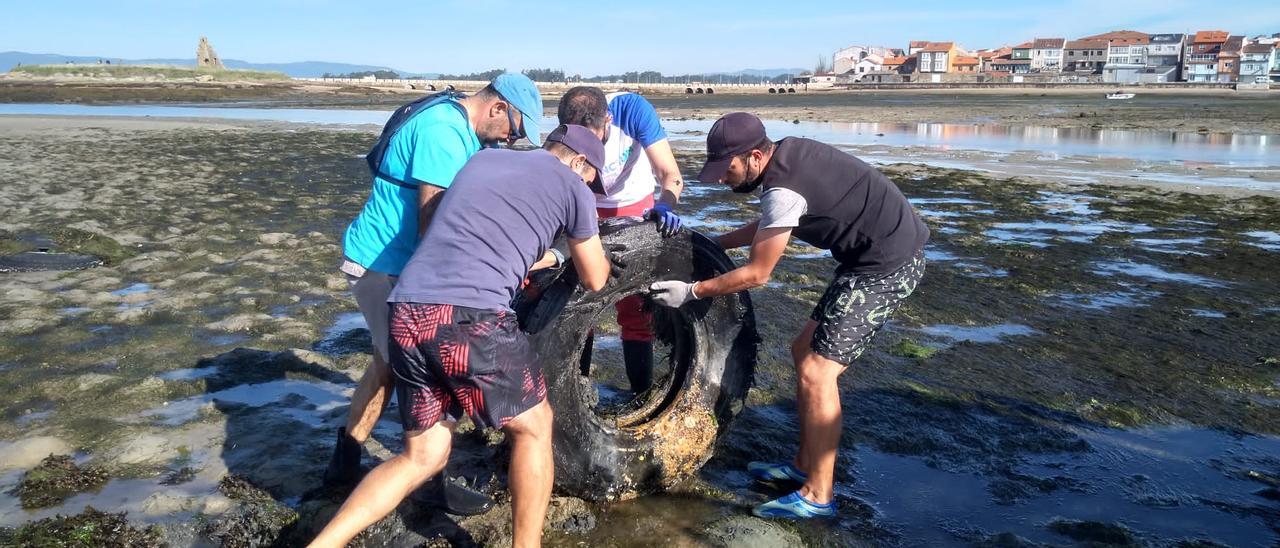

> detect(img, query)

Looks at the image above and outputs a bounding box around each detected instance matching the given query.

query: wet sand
[0,115,1277,545]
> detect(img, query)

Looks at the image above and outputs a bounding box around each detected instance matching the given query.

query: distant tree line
[323,70,401,79]
[336,66,797,84]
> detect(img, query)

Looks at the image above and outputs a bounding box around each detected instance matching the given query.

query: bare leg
[344,351,393,443]
[790,320,817,473]
[792,321,846,505]
[503,400,554,548]
[309,422,453,548]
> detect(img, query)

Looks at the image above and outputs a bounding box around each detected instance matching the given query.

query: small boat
[1106,91,1135,100]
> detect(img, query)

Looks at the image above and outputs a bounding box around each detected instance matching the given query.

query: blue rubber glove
[644,203,683,237]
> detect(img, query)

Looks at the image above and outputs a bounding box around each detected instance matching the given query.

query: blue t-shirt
[390,148,599,311]
[342,100,480,275]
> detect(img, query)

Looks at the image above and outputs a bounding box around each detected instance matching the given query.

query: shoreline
[3,77,1280,135]
[4,114,1276,199]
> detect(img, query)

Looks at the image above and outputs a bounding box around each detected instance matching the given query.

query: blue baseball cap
[492,73,544,146]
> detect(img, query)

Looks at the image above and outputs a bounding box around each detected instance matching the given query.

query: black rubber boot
[579,331,594,376]
[413,468,495,516]
[322,426,362,486]
[622,340,654,394]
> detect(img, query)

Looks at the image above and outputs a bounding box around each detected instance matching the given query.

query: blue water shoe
[752,490,837,519]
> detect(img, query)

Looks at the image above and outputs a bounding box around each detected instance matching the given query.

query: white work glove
[648,280,700,308]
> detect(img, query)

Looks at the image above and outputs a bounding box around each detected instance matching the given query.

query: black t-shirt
[759,137,928,274]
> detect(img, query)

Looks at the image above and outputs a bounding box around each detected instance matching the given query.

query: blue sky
[4,0,1278,75]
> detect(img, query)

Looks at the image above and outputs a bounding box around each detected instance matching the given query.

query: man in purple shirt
[310,125,619,548]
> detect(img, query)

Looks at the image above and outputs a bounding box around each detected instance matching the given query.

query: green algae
[890,338,938,360]
[15,455,109,509]
[0,506,164,547]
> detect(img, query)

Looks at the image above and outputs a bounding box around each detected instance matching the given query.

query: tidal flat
[0,115,1277,546]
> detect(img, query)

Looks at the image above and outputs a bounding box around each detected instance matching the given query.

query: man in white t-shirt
[556,86,684,393]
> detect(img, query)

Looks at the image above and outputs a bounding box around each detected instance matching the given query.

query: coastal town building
[1240,43,1275,82]
[989,46,1031,74]
[1030,38,1066,71]
[917,42,964,78]
[1217,35,1245,83]
[1064,39,1108,74]
[833,45,899,75]
[908,41,930,56]
[851,54,886,76]
[1274,43,1280,82]
[1183,30,1229,83]
[1140,33,1185,82]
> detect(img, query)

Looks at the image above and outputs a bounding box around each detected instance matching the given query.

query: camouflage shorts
[810,250,926,365]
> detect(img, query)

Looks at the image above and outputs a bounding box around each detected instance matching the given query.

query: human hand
[648,280,699,308]
[644,203,683,238]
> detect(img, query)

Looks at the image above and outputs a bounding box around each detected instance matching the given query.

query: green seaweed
[15,455,109,509]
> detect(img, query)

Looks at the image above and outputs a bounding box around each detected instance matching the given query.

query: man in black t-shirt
[649,112,928,520]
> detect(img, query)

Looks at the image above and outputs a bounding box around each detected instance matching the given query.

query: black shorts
[810,250,926,365]
[388,303,546,431]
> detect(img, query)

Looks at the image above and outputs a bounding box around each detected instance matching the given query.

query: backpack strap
[370,91,469,189]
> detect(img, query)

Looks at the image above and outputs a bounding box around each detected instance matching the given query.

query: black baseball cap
[546,124,605,190]
[697,112,768,183]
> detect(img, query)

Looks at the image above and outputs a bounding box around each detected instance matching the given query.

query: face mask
[730,156,764,194]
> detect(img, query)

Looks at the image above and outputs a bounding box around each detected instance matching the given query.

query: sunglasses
[505,103,526,143]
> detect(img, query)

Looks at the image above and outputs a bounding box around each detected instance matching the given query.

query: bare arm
[529,251,558,272]
[716,220,761,250]
[568,235,611,291]
[692,226,791,298]
[645,139,684,207]
[416,184,447,239]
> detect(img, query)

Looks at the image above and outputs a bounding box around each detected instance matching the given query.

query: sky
[4,0,1278,76]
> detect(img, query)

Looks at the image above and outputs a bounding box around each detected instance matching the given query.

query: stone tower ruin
[196,36,224,69]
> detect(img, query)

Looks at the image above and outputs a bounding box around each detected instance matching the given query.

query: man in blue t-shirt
[556,86,685,394]
[326,74,543,515]
[310,125,618,548]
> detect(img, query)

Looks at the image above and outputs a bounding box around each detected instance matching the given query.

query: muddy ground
[0,115,1277,546]
[2,77,1278,135]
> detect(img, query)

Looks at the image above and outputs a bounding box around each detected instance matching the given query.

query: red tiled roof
[1064,39,1109,50]
[1013,41,1034,49]
[921,42,955,52]
[1193,30,1229,43]
[882,56,910,65]
[909,41,930,48]
[1243,44,1274,53]
[955,57,980,65]
[1032,38,1065,49]
[1080,30,1150,44]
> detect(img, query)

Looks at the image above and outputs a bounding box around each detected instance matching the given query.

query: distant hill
[0,51,436,79]
[729,68,808,78]
[1,51,800,80]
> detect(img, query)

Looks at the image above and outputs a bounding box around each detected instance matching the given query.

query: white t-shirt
[595,92,670,209]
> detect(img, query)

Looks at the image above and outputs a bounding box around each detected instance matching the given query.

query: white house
[1030,38,1065,71]
[853,54,886,76]
[1240,43,1275,82]
[833,46,897,75]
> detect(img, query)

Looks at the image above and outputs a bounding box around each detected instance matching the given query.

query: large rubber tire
[513,219,758,501]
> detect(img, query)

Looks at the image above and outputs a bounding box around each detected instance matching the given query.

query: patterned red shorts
[388,303,546,431]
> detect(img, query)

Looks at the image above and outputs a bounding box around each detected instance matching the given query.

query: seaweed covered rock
[15,455,109,509]
[200,475,299,548]
[0,506,163,547]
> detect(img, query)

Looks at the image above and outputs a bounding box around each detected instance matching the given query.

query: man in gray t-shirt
[311,125,619,548]
[650,113,928,521]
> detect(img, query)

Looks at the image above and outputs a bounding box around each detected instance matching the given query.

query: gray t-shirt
[760,187,809,229]
[389,148,599,311]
